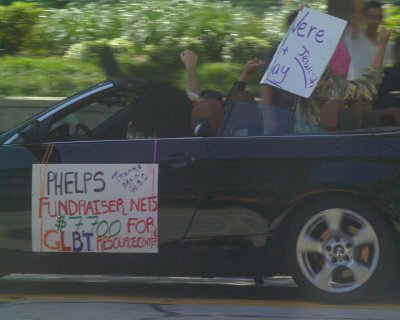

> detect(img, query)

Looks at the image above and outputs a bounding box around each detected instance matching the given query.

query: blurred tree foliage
[0,0,70,7]
[385,4,400,37]
[0,55,104,96]
[2,0,399,57]
[0,2,40,54]
[222,36,270,63]
[208,0,284,15]
[26,0,266,62]
[0,0,400,97]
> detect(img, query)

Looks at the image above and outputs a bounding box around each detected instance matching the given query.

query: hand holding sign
[260,7,347,98]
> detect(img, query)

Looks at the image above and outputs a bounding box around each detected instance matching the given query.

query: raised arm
[180,50,200,97]
[349,0,363,39]
[225,58,264,101]
[239,57,264,83]
[372,27,391,69]
[318,28,391,105]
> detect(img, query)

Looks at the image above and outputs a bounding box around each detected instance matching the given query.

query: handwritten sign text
[32,164,159,253]
[260,7,347,98]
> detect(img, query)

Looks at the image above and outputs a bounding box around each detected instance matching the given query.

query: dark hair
[131,81,192,138]
[286,10,299,28]
[200,90,224,105]
[99,45,122,78]
[364,1,383,12]
[327,0,351,22]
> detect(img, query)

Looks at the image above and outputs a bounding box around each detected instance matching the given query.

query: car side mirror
[19,120,40,144]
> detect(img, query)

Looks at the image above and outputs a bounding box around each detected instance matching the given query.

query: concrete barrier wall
[0,97,63,132]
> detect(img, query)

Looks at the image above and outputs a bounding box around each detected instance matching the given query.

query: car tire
[286,196,396,303]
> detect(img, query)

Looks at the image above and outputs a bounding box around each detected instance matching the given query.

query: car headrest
[193,117,210,137]
[191,99,224,137]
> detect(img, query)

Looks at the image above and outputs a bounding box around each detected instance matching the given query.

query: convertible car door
[54,137,210,247]
[186,102,277,240]
[0,136,209,275]
[183,102,284,276]
[0,143,43,254]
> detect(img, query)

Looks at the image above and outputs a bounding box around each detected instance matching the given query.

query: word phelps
[46,170,105,196]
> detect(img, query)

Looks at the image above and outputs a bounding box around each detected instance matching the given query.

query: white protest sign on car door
[260,7,347,98]
[32,163,159,253]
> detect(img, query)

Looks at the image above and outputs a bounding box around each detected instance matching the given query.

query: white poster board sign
[32,164,158,253]
[260,7,347,98]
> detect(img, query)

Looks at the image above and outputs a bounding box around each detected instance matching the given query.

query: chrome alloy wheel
[296,208,379,293]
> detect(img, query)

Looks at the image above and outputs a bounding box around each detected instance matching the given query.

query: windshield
[0,81,114,145]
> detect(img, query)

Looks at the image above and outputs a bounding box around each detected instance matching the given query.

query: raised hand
[180,50,198,70]
[240,58,265,82]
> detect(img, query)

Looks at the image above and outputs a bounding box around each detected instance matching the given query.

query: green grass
[126,60,263,97]
[0,56,105,96]
[197,62,263,96]
[0,55,265,98]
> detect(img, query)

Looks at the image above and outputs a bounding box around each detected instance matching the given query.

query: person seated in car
[321,31,400,130]
[180,50,264,105]
[180,49,202,102]
[260,10,299,111]
[294,1,392,133]
[180,50,264,136]
[224,57,264,105]
[180,49,224,136]
[129,80,193,138]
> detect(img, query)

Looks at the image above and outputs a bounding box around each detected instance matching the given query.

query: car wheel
[286,196,396,303]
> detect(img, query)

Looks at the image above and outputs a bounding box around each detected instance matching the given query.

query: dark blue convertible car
[1,78,399,303]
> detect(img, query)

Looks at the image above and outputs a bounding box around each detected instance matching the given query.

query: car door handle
[167,154,193,168]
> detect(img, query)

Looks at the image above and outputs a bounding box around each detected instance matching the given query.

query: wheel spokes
[322,209,343,234]
[313,264,335,291]
[348,260,373,284]
[295,206,381,294]
[297,234,324,254]
[352,226,377,248]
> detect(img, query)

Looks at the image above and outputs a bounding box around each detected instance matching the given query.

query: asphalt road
[1,274,400,319]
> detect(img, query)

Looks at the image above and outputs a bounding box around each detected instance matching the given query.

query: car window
[220,100,400,137]
[53,102,123,132]
[47,93,129,142]
[45,81,194,142]
[221,101,295,137]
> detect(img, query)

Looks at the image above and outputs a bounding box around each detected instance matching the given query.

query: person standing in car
[343,0,394,80]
